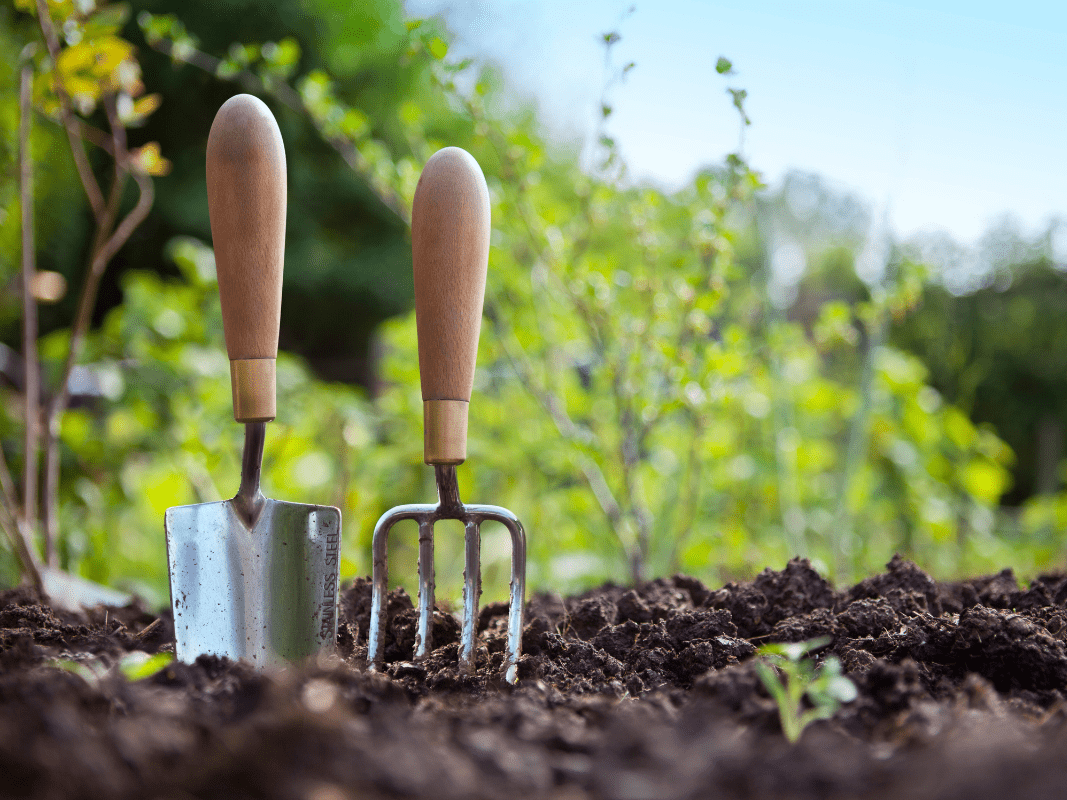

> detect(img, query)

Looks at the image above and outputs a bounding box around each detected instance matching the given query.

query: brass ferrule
[230,358,276,422]
[423,399,468,464]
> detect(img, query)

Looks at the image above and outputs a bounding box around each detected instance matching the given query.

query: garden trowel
[164,94,341,667]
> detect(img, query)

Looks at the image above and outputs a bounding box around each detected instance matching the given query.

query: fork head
[367,465,526,683]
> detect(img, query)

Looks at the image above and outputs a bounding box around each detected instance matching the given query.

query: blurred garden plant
[0,0,168,588]
[0,0,1052,601]
[403,32,1016,587]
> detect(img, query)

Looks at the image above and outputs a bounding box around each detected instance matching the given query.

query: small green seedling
[52,651,174,684]
[118,651,175,681]
[755,636,857,743]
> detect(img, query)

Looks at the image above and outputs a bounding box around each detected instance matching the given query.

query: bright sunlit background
[407,0,1067,248]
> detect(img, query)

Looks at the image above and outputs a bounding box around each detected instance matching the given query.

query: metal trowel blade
[164,497,341,667]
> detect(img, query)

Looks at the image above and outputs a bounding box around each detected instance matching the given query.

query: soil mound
[5,557,1067,799]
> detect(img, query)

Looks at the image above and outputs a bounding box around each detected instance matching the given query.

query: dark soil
[6,556,1067,799]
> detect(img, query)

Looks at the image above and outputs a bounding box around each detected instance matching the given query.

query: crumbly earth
[5,556,1067,799]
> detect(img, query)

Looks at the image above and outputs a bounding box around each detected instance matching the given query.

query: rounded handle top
[411,147,491,463]
[206,94,286,422]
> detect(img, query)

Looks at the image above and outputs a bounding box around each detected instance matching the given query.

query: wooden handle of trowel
[206,94,286,423]
[412,147,491,465]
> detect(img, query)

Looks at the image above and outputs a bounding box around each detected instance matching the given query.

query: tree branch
[145,33,407,221]
[41,161,154,560]
[20,61,39,551]
[0,443,43,592]
[34,0,105,219]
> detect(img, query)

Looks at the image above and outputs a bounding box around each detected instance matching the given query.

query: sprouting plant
[118,651,175,681]
[755,637,857,743]
[52,650,174,685]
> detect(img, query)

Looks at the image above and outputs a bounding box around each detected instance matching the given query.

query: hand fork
[367,147,527,683]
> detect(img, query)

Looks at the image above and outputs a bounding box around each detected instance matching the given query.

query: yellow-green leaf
[119,651,175,681]
[131,142,171,176]
[427,36,448,60]
[132,93,161,117]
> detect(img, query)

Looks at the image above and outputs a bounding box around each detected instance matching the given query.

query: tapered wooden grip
[412,147,490,464]
[206,94,286,422]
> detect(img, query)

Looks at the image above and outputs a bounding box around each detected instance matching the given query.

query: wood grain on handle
[206,94,286,422]
[411,147,491,464]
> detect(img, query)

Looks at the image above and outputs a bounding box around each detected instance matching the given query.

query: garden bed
[4,555,1067,799]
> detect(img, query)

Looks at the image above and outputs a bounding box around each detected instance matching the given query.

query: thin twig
[71,117,116,155]
[667,412,706,571]
[486,308,631,561]
[832,311,886,579]
[34,110,116,156]
[0,447,43,592]
[20,62,39,548]
[34,0,105,219]
[40,91,154,558]
[0,444,23,528]
[134,617,162,641]
[41,171,154,557]
[769,331,808,562]
[145,34,407,221]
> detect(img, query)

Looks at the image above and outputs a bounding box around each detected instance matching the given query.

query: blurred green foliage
[124,0,432,384]
[1,0,1066,605]
[893,255,1067,505]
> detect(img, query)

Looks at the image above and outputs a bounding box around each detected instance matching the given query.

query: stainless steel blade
[164,497,341,667]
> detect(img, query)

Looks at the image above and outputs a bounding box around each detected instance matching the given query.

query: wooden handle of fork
[411,147,491,464]
[206,94,286,422]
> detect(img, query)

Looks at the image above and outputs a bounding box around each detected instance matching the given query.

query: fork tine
[414,518,435,660]
[459,519,482,672]
[369,504,433,669]
[368,512,393,668]
[503,515,527,684]
[464,506,526,683]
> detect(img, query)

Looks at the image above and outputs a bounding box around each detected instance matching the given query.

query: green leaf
[52,658,102,683]
[715,56,733,74]
[119,651,175,681]
[131,142,171,176]
[266,37,300,67]
[823,673,858,703]
[427,36,448,60]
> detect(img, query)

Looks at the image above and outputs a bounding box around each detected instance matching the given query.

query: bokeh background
[1,0,1065,608]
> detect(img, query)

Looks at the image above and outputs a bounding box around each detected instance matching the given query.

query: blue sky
[406,0,1067,246]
